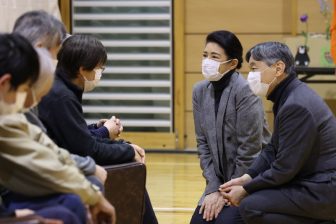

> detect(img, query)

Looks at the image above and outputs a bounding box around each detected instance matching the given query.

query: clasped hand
[97,116,123,140]
[218,174,252,206]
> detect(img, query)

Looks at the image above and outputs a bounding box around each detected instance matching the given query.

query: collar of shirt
[268,72,298,116]
[56,68,84,102]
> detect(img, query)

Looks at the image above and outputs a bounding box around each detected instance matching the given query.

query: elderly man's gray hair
[247,42,295,74]
[13,10,66,49]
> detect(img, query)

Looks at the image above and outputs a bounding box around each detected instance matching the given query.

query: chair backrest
[104,162,146,224]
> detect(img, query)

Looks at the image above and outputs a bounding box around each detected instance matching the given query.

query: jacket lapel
[215,73,238,175]
[204,83,220,170]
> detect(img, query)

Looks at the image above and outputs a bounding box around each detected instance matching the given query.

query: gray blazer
[192,72,271,204]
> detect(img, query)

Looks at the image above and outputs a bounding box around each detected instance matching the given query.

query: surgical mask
[0,92,27,115]
[202,58,232,81]
[247,70,276,97]
[83,69,103,92]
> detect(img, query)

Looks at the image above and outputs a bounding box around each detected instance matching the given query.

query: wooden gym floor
[146,153,205,224]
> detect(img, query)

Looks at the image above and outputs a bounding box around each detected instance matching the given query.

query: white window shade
[72,0,172,132]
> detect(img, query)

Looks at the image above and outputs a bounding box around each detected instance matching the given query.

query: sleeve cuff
[85,185,101,205]
[246,169,259,179]
[88,123,97,130]
[204,180,222,195]
[95,126,110,139]
[243,183,254,194]
[243,177,259,194]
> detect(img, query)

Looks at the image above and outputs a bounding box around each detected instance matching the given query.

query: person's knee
[215,206,244,224]
[239,196,252,217]
[36,206,81,224]
[60,194,86,215]
[190,213,202,224]
[58,194,86,223]
[60,194,83,207]
[239,196,264,223]
[190,206,205,224]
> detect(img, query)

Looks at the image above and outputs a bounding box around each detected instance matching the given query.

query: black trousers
[143,189,158,224]
[190,205,244,224]
[239,189,335,224]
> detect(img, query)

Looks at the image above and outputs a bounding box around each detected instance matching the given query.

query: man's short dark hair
[0,33,39,89]
[57,34,107,79]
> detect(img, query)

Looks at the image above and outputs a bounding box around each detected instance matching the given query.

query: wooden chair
[104,162,146,224]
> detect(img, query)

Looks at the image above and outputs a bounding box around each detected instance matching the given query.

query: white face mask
[247,70,276,97]
[0,92,27,115]
[202,58,232,81]
[83,69,103,92]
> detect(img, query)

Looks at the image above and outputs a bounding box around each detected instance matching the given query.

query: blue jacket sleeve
[88,124,110,139]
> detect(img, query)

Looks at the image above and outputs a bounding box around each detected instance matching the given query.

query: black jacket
[242,75,336,220]
[244,74,336,193]
[38,70,135,165]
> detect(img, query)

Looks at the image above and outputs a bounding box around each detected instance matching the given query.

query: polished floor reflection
[146,153,205,224]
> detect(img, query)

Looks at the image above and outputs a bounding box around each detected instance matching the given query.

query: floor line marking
[154,207,195,212]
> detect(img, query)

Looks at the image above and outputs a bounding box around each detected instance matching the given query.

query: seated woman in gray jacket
[190,30,271,224]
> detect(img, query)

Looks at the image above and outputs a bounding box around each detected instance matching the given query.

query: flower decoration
[317,0,332,40]
[300,14,308,23]
[300,13,309,46]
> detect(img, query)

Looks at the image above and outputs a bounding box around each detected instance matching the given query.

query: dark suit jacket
[244,75,336,219]
[38,71,135,166]
[193,72,271,204]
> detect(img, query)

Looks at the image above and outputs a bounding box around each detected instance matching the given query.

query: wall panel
[297,0,332,34]
[185,0,293,34]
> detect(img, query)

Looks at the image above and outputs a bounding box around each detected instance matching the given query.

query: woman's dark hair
[0,33,39,89]
[206,30,243,69]
[57,34,107,79]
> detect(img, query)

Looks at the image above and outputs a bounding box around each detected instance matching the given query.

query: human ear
[274,61,285,77]
[230,59,239,70]
[79,66,85,75]
[0,74,12,90]
[0,74,12,99]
